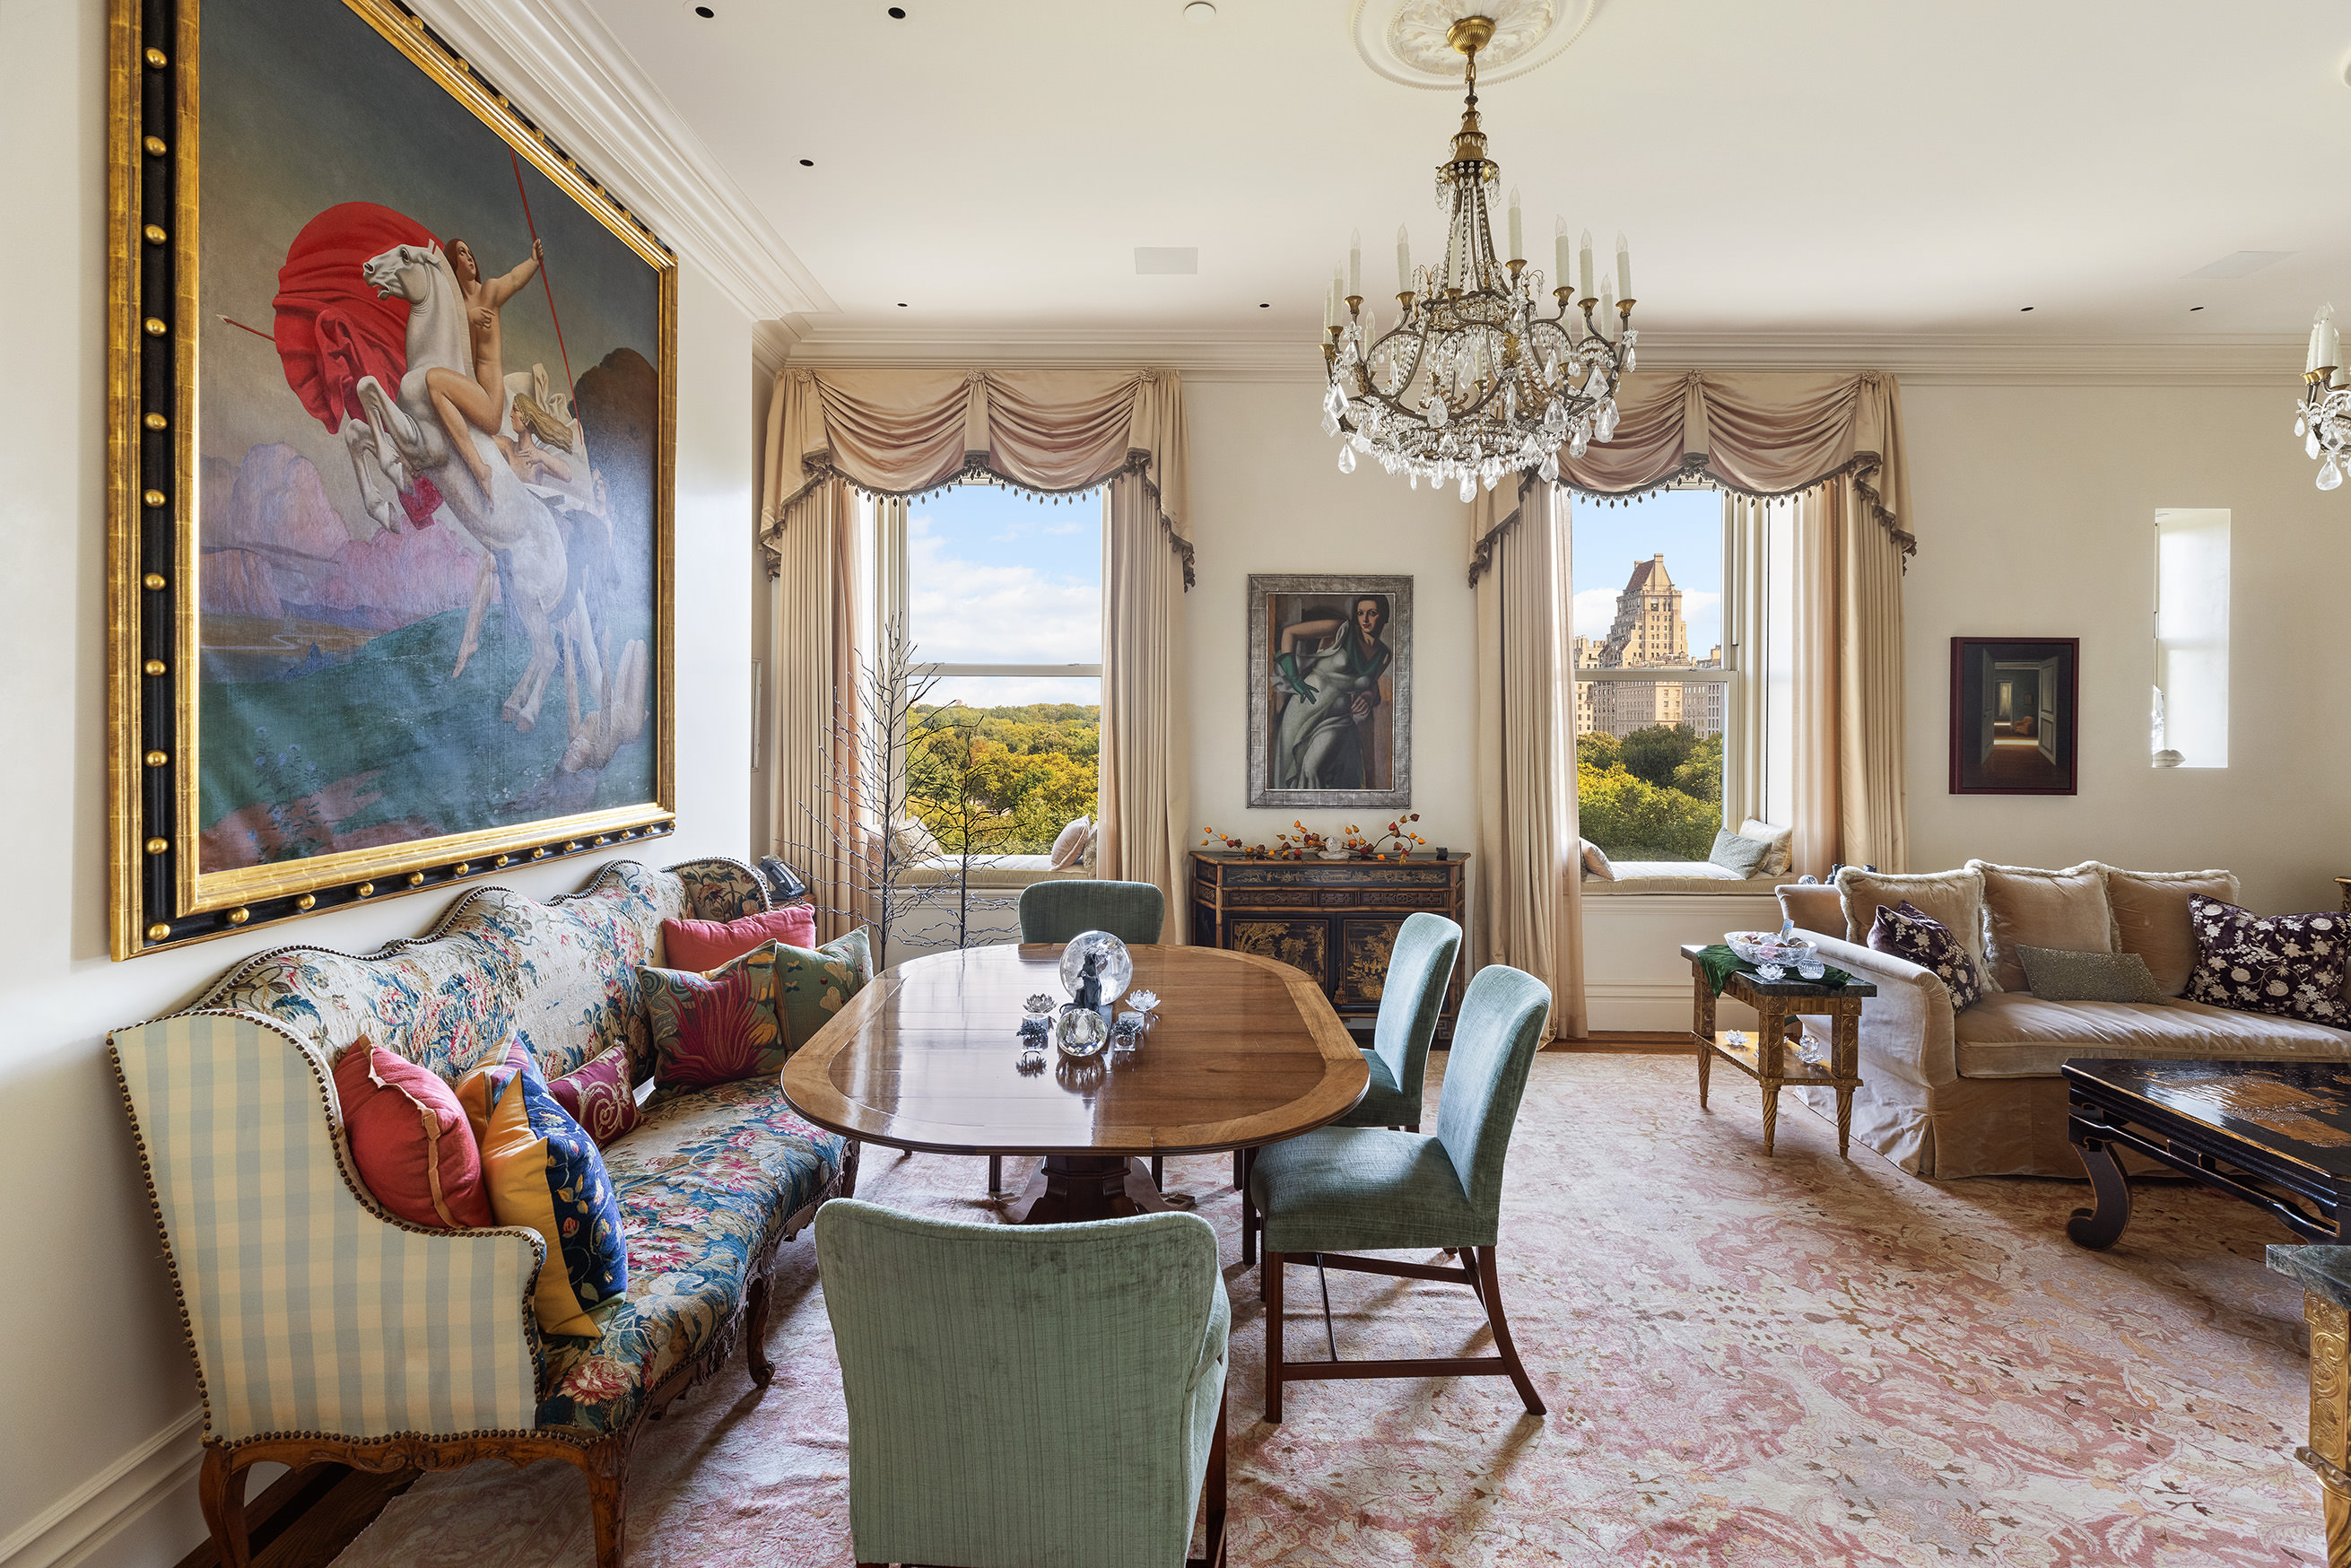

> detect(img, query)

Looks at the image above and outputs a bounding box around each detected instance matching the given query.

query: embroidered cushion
[2016,945,2168,1004]
[332,1039,494,1229]
[775,932,874,1050]
[2186,895,2351,1027]
[1049,814,1093,869]
[1707,827,1775,879]
[457,1041,628,1337]
[1838,867,1995,989]
[640,942,788,1089]
[547,1043,643,1146]
[1738,818,1794,877]
[1868,900,1985,1012]
[660,905,817,972]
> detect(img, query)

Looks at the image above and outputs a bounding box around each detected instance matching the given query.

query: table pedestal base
[1006,1155,1171,1224]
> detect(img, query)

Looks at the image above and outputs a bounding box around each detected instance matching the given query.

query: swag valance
[1468,370,1913,584]
[758,367,1196,586]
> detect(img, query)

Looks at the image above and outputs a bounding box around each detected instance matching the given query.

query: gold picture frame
[107,0,678,958]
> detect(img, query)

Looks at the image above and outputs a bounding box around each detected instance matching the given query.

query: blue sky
[908,484,1102,705]
[1571,488,1724,659]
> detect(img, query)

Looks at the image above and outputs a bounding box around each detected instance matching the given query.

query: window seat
[897,855,1092,891]
[1582,861,1784,895]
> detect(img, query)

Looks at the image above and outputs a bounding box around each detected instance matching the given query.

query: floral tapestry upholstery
[536,1076,847,1434]
[671,859,771,925]
[196,861,757,1084]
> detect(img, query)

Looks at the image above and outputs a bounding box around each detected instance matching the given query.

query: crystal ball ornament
[1058,931,1133,1009]
[1054,1005,1110,1060]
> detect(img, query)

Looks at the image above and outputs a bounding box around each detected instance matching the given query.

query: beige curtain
[765,478,864,939]
[757,367,1197,932]
[1470,480,1586,1040]
[1786,479,1908,876]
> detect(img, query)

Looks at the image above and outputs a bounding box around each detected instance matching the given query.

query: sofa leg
[197,1443,251,1568]
[584,1439,629,1568]
[744,1267,776,1388]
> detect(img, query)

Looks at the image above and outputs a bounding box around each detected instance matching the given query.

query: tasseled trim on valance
[1465,454,1913,588]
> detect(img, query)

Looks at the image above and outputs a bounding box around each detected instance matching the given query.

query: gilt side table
[1681,944,1875,1157]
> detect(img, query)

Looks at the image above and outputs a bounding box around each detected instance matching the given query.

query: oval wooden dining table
[781,942,1370,1224]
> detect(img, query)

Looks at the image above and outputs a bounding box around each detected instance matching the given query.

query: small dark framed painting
[1949,638,2079,795]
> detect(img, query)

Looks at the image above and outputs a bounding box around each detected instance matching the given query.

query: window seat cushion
[898,855,1093,890]
[1582,861,1782,895]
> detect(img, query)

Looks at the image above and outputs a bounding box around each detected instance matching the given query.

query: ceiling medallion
[1320,14,1641,501]
[1350,0,1598,88]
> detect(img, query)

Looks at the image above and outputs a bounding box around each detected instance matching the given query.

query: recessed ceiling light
[799,159,814,167]
[1184,1,1217,20]
[2019,306,2034,312]
[693,4,713,14]
[887,5,906,15]
[897,302,909,308]
[2190,305,2206,312]
[1258,302,1270,309]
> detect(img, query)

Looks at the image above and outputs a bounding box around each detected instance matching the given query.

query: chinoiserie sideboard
[1189,851,1470,1040]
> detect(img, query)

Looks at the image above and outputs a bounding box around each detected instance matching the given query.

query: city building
[1575,553,1724,741]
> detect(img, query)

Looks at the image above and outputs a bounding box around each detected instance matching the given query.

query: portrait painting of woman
[1248,575,1413,808]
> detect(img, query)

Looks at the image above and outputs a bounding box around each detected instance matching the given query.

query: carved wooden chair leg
[1476,1245,1545,1416]
[839,1139,860,1199]
[1265,1250,1285,1423]
[197,1442,252,1568]
[1189,1384,1229,1568]
[583,1437,630,1568]
[988,1154,1005,1198]
[744,1267,776,1387]
[1153,1154,1164,1189]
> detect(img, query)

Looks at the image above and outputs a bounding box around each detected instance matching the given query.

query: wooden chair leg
[1265,1250,1285,1424]
[1189,1383,1228,1568]
[1152,1154,1164,1189]
[584,1438,629,1568]
[197,1443,251,1568]
[1239,1146,1258,1267]
[1476,1246,1545,1416]
[988,1154,1004,1197]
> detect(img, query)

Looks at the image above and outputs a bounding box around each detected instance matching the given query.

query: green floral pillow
[775,929,872,1050]
[639,941,787,1088]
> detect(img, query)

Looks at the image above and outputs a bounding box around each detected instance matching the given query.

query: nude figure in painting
[422,235,543,490]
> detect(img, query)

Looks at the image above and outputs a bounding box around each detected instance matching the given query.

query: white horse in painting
[337,241,601,735]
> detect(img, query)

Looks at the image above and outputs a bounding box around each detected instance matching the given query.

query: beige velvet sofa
[1776,862,2351,1179]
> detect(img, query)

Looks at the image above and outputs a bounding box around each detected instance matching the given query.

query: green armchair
[816,1200,1229,1568]
[1249,962,1552,1422]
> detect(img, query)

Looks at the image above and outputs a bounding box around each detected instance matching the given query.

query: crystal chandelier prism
[2297,303,2349,490]
[1320,14,1640,503]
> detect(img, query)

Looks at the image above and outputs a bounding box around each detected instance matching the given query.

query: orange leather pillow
[333,1040,493,1229]
[661,904,816,972]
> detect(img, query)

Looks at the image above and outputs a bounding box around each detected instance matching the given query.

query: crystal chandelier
[2297,304,2349,489]
[1319,15,1638,502]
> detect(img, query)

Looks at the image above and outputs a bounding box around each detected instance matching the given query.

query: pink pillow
[662,905,817,972]
[333,1040,493,1229]
[547,1044,642,1146]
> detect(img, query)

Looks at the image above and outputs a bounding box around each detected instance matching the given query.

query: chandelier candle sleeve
[1398,225,1411,294]
[1350,229,1362,297]
[1508,188,1522,263]
[1554,216,1571,292]
[1580,229,1595,300]
[1616,233,1632,300]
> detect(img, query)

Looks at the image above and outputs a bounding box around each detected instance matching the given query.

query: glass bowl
[1058,931,1133,1008]
[1727,931,1816,969]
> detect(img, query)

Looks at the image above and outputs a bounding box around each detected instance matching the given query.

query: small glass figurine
[1797,956,1826,981]
[1023,993,1056,1018]
[1058,931,1133,1008]
[1055,1005,1110,1060]
[1756,962,1786,983]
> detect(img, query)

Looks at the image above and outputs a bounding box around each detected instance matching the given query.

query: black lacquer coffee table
[2064,1058,2351,1248]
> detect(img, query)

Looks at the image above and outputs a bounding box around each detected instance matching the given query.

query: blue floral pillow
[2186,895,2349,1027]
[1868,900,1984,1012]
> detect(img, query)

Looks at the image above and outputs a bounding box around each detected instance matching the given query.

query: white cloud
[1572,588,1619,640]
[906,529,1101,666]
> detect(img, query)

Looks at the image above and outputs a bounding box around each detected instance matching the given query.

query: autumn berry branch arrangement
[1201,814,1426,862]
[1341,813,1426,861]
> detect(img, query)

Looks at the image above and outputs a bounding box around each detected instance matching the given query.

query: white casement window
[866,482,1105,861]
[1571,486,1789,867]
[2152,508,2229,769]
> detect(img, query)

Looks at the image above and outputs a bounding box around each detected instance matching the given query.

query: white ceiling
[590,0,2351,350]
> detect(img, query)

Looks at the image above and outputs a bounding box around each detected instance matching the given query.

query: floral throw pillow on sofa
[2186,894,2349,1027]
[1867,900,1984,1012]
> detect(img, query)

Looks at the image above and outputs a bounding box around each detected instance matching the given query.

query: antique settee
[109,858,857,1568]
[1776,863,2351,1179]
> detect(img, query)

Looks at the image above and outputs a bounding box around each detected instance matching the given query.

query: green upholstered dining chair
[1248,961,1552,1423]
[1238,911,1460,1262]
[1017,877,1167,945]
[816,1200,1229,1568]
[997,878,1169,1197]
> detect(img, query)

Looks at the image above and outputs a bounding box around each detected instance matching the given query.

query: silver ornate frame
[1246,573,1413,810]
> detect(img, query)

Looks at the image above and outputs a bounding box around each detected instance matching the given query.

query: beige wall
[0,4,755,1562]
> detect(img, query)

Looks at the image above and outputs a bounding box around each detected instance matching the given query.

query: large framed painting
[1246,574,1412,810]
[107,0,676,957]
[1949,638,2079,796]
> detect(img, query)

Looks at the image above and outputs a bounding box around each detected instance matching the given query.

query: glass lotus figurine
[1058,931,1133,1011]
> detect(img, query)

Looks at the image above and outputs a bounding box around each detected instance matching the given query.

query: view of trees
[906,702,1100,855]
[1576,723,1723,861]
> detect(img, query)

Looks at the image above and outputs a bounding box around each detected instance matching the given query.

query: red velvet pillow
[333,1040,494,1229]
[547,1044,642,1146]
[662,904,816,972]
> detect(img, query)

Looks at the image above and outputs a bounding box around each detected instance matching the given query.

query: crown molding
[779,324,2306,388]
[405,0,832,324]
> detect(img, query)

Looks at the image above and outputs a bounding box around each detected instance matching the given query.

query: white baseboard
[1,1409,203,1568]
[1583,980,1767,1034]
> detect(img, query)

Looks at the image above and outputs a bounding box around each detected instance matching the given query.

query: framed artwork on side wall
[1949,638,2079,796]
[1246,574,1413,809]
[106,0,677,957]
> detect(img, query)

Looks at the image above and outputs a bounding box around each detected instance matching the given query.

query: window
[876,482,1103,855]
[2153,509,2229,768]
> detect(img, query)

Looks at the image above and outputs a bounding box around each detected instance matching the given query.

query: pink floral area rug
[330,1052,2322,1566]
